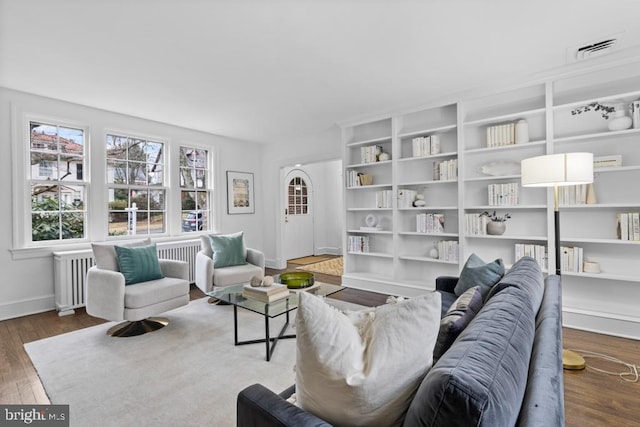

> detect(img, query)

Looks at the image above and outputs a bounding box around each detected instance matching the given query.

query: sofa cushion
[486,256,544,316]
[114,244,164,286]
[92,238,151,272]
[436,291,458,318]
[295,292,441,427]
[208,232,247,268]
[454,253,504,298]
[403,286,536,427]
[433,286,483,361]
[124,276,190,309]
[213,263,263,287]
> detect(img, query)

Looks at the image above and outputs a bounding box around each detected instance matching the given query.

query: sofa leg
[107,317,169,337]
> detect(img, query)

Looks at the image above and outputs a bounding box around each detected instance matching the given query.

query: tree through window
[287,177,308,215]
[29,122,86,242]
[106,134,165,236]
[180,146,211,232]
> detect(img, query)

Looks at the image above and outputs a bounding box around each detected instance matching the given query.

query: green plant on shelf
[571,102,616,119]
[480,211,511,222]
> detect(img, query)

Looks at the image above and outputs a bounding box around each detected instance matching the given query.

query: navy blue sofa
[237,257,565,427]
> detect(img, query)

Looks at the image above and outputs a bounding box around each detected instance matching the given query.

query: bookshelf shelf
[342,61,640,337]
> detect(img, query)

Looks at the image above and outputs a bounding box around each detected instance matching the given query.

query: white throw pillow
[295,292,441,427]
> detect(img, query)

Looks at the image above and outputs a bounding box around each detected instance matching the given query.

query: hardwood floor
[1,266,638,427]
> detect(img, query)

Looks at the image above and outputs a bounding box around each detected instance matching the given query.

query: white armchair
[195,234,265,293]
[86,240,190,337]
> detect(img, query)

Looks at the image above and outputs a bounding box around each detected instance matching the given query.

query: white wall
[282,159,343,256]
[262,125,343,268]
[0,88,265,320]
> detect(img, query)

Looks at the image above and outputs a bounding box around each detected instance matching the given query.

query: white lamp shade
[521,153,593,187]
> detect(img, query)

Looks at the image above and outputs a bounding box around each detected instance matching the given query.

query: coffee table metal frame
[207,282,344,361]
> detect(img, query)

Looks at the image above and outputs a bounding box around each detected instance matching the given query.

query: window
[106,134,165,236]
[179,146,211,232]
[29,122,86,242]
[288,177,308,215]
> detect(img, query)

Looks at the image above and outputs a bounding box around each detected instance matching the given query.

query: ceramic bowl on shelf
[275,272,315,289]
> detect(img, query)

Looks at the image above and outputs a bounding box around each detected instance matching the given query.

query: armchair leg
[107,317,169,337]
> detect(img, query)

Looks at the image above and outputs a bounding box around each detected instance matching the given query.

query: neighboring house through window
[29,122,87,242]
[180,146,211,232]
[106,134,165,236]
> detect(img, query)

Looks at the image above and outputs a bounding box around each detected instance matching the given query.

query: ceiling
[2,0,640,145]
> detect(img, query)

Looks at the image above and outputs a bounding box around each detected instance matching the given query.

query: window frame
[13,113,91,250]
[105,131,168,238]
[179,144,213,234]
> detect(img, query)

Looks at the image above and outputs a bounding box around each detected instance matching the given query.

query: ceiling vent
[567,33,623,62]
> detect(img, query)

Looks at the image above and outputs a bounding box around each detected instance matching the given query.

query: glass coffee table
[207,281,344,361]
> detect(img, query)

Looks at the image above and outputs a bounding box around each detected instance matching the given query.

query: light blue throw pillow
[209,232,247,268]
[454,253,504,298]
[114,244,164,286]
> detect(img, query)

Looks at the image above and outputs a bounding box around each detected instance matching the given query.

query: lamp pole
[553,185,561,276]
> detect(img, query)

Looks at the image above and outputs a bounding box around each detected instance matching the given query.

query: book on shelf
[488,182,519,206]
[361,145,382,164]
[242,283,290,303]
[616,212,640,241]
[348,235,370,253]
[360,226,383,231]
[433,159,457,181]
[437,240,458,262]
[514,244,547,270]
[465,213,490,235]
[416,213,444,233]
[398,189,418,209]
[375,190,392,208]
[411,135,441,157]
[486,122,516,148]
[558,184,588,205]
[560,246,584,273]
[593,155,622,169]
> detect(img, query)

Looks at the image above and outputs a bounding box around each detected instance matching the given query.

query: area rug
[24,298,297,427]
[297,257,343,276]
[288,255,331,265]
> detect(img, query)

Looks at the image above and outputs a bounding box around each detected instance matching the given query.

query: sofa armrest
[159,259,189,281]
[195,251,214,293]
[86,266,126,321]
[237,384,331,427]
[246,248,265,269]
[435,276,459,293]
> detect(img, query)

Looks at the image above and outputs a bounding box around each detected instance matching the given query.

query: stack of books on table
[242,283,290,303]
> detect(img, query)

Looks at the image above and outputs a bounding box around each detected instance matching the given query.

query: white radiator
[53,239,201,316]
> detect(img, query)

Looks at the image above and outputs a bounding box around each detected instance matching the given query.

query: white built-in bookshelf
[341,60,640,339]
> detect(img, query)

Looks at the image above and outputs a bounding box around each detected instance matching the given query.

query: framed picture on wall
[226,171,255,214]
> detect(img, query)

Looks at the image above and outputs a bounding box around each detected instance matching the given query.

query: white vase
[486,221,506,235]
[608,110,632,131]
[515,119,529,144]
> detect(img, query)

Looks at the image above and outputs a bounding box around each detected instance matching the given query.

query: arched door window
[287,177,308,215]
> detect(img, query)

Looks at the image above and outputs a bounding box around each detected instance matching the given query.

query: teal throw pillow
[454,253,504,298]
[114,244,164,286]
[209,232,247,268]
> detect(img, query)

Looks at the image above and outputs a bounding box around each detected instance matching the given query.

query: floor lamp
[521,152,593,370]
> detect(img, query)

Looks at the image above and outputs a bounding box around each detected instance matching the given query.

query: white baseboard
[315,247,341,256]
[563,307,640,341]
[0,295,55,321]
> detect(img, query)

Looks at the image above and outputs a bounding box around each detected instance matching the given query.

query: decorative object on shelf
[586,183,597,204]
[593,155,622,169]
[261,276,275,287]
[276,271,315,289]
[365,213,379,227]
[570,102,616,119]
[515,119,529,144]
[359,174,373,185]
[378,151,391,161]
[583,261,600,274]
[250,275,262,287]
[480,211,510,235]
[480,161,520,177]
[398,189,418,209]
[428,246,439,259]
[413,194,426,207]
[607,103,633,131]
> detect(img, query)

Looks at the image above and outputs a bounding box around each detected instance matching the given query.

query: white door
[283,170,314,260]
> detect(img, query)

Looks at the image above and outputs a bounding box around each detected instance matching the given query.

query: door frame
[281,168,314,262]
